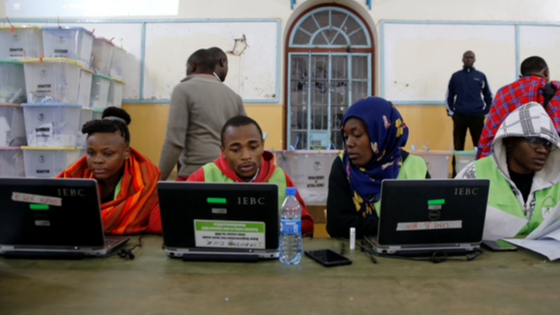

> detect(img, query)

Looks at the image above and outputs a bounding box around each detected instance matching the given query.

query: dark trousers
[452,113,485,176]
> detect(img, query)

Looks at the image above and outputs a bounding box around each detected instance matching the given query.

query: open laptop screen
[158,182,279,250]
[0,178,104,247]
[378,179,490,246]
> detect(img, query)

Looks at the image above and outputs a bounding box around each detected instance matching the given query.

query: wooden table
[1,235,559,314]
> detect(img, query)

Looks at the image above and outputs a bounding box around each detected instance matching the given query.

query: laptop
[0,178,130,259]
[157,182,280,262]
[367,179,490,255]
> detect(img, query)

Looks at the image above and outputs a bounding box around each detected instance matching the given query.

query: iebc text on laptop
[0,178,129,259]
[366,179,490,257]
[157,182,280,262]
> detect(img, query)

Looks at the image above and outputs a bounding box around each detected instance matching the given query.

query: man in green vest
[185,115,315,236]
[456,102,560,235]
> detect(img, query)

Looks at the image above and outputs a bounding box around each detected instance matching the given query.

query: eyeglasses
[525,137,558,152]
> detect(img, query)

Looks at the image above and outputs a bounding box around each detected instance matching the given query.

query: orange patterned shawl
[56,147,160,234]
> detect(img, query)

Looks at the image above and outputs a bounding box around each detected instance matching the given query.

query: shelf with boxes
[0,24,128,178]
[0,103,27,177]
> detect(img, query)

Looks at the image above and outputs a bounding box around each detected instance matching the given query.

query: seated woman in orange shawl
[57,107,161,234]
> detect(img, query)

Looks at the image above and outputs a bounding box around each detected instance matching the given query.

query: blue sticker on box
[281,220,301,234]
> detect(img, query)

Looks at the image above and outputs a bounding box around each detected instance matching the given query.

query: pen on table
[366,251,378,264]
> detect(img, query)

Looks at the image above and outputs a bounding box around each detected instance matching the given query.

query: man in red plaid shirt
[476,56,560,159]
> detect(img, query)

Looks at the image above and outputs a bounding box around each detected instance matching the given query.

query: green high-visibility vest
[475,156,560,235]
[202,163,288,213]
[374,154,428,215]
[337,154,428,216]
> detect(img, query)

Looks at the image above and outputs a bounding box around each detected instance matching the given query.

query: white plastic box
[22,103,82,147]
[93,108,103,120]
[0,25,43,60]
[107,77,125,108]
[22,146,81,178]
[274,150,339,203]
[77,68,93,108]
[41,26,94,69]
[90,73,112,109]
[91,37,114,76]
[22,58,82,104]
[0,103,27,146]
[454,150,476,174]
[0,59,27,103]
[78,107,94,147]
[0,146,25,177]
[109,46,126,80]
[410,150,452,179]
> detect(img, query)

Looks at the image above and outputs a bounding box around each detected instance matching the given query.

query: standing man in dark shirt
[446,50,493,174]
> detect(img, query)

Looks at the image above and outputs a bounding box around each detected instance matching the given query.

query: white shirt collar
[237,168,260,182]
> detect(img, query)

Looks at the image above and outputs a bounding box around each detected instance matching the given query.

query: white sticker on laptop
[12,192,62,206]
[396,220,462,231]
[194,220,266,249]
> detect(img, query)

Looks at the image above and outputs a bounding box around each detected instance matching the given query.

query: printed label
[281,219,301,235]
[396,220,462,231]
[12,192,62,206]
[194,220,265,249]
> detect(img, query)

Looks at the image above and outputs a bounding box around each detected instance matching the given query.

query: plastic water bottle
[279,187,303,265]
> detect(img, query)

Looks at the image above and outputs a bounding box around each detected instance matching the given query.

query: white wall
[4,0,560,103]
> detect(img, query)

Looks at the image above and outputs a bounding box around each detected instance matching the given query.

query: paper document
[525,203,560,240]
[505,239,560,261]
[483,205,528,241]
[505,203,560,261]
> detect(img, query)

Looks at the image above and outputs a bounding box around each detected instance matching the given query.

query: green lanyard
[113,177,123,200]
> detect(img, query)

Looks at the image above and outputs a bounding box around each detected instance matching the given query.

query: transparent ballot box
[41,26,94,69]
[0,25,43,60]
[22,58,82,104]
[22,103,81,147]
[274,150,339,203]
[0,59,27,103]
[22,146,81,178]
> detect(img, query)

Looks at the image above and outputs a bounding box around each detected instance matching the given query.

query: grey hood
[491,102,560,190]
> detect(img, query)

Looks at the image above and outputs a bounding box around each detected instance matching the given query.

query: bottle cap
[285,187,297,195]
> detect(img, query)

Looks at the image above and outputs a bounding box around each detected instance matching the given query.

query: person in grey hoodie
[456,102,560,235]
[158,48,246,180]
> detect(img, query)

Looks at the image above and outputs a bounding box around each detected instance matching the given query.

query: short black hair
[187,49,215,73]
[82,106,131,144]
[221,115,263,146]
[208,47,227,64]
[520,56,548,76]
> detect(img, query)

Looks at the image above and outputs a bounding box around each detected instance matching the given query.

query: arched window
[286,6,374,150]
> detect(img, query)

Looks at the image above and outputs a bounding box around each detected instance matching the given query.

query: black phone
[304,249,353,267]
[482,239,518,251]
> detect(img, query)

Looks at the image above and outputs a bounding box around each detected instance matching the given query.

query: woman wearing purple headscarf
[326,97,430,238]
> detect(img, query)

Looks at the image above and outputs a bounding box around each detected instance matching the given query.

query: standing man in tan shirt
[158,48,246,180]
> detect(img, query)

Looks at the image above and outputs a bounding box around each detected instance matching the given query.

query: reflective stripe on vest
[202,163,288,213]
[475,156,560,235]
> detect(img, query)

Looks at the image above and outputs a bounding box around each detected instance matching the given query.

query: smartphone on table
[482,239,518,251]
[305,249,352,267]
